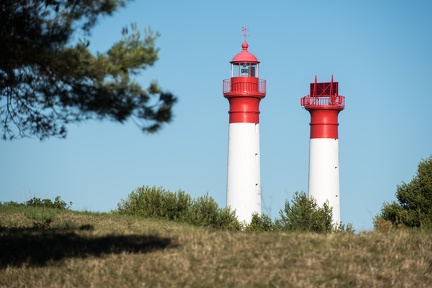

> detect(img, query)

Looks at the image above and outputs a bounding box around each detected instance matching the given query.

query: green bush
[375,156,432,230]
[243,193,354,233]
[0,201,24,208]
[244,213,276,232]
[335,222,355,234]
[278,192,334,233]
[1,196,71,228]
[25,196,71,210]
[116,186,355,233]
[1,196,70,210]
[117,186,241,230]
[186,193,241,230]
[117,186,191,221]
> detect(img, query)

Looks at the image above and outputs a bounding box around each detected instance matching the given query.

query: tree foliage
[243,192,354,233]
[116,186,241,230]
[375,156,432,230]
[117,186,192,221]
[278,191,334,233]
[0,0,176,140]
[244,213,276,232]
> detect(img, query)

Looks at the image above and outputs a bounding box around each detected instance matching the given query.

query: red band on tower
[300,76,345,139]
[223,77,265,123]
[308,109,341,138]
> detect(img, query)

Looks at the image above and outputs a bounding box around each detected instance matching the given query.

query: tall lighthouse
[222,30,266,224]
[300,76,345,224]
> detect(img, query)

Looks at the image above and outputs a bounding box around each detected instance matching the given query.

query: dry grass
[1,207,431,287]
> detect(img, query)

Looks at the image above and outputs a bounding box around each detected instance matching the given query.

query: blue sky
[1,0,431,231]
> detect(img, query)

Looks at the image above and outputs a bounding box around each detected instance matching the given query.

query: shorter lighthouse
[222,31,266,224]
[300,76,345,224]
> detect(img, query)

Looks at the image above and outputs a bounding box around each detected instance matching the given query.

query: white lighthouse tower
[222,29,266,224]
[300,76,345,224]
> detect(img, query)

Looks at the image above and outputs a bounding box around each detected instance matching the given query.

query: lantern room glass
[231,63,259,78]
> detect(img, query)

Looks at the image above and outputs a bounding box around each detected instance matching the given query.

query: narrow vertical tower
[222,30,266,224]
[300,76,345,224]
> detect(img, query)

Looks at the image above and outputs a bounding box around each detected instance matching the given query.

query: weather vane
[241,26,250,42]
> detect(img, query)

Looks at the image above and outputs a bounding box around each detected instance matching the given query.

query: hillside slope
[1,206,431,287]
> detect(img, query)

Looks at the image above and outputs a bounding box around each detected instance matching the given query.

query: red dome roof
[230,41,260,64]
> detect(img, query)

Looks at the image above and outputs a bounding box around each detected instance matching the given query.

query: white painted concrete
[308,138,340,224]
[226,123,261,224]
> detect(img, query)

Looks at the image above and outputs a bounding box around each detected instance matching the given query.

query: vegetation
[278,191,334,232]
[1,196,72,228]
[244,212,276,232]
[375,156,432,230]
[0,0,176,140]
[117,186,353,233]
[1,204,431,287]
[25,196,72,210]
[117,186,241,230]
[243,192,354,233]
[1,190,345,233]
[117,186,192,220]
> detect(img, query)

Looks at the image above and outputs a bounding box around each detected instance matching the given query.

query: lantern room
[223,40,266,97]
[230,41,260,78]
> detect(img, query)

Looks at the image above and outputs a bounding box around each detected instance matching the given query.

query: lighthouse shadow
[0,226,174,268]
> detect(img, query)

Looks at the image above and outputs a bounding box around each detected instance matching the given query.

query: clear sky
[1,0,431,231]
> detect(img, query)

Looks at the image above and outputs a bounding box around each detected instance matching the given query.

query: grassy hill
[1,205,431,287]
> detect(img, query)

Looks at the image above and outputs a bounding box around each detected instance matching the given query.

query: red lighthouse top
[231,41,260,64]
[300,76,345,139]
[222,29,266,124]
[301,75,345,111]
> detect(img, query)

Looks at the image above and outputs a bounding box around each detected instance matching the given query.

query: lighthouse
[300,76,345,224]
[222,30,266,224]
